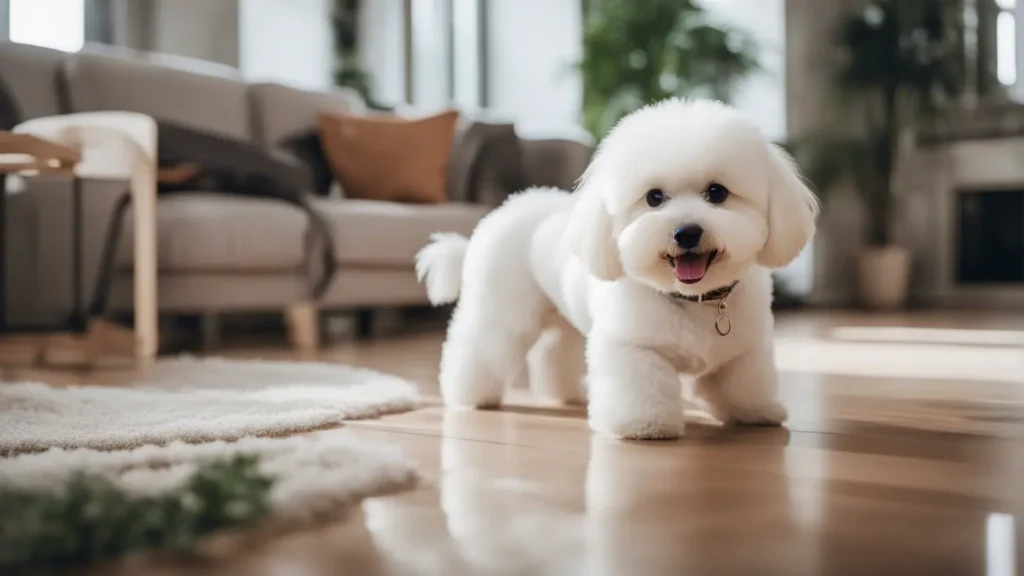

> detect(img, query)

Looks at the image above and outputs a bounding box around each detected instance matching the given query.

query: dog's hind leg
[438,258,552,409]
[436,187,572,409]
[439,301,547,409]
[527,314,587,405]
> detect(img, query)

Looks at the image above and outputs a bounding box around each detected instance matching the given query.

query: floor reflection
[437,410,586,575]
[774,336,1024,383]
[37,311,1024,575]
[828,326,1024,347]
[986,513,1016,576]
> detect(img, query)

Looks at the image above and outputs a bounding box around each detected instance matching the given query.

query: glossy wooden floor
[19,310,1024,575]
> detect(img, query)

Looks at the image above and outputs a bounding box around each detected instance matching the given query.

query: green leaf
[579,0,760,139]
[0,455,275,573]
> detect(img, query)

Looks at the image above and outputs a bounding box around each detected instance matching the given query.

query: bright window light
[996,0,1017,10]
[997,11,1017,86]
[9,0,85,53]
[987,513,1015,576]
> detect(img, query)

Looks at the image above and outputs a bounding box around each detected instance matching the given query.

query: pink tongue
[675,254,708,283]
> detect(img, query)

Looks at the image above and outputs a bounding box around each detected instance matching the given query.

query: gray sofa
[0,41,591,349]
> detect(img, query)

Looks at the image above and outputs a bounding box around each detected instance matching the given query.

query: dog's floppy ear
[757,145,820,269]
[563,167,624,281]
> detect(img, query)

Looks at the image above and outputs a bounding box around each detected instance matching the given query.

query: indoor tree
[790,0,967,307]
[578,0,760,139]
[818,0,964,245]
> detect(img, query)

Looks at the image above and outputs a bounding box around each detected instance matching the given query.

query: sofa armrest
[447,121,525,207]
[519,138,593,192]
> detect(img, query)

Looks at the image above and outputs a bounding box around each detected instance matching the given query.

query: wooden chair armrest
[0,131,81,175]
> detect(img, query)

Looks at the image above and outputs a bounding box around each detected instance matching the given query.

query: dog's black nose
[673,224,703,249]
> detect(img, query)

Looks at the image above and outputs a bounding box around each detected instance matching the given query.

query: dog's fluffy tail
[415,232,469,305]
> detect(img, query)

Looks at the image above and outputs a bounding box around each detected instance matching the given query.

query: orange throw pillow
[318,109,459,204]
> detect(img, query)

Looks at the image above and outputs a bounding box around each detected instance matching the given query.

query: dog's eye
[645,188,666,208]
[705,183,730,204]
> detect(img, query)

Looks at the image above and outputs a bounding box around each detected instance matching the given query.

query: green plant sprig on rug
[579,0,760,139]
[0,455,275,573]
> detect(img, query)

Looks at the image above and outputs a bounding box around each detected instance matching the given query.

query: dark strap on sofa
[89,185,337,317]
[155,121,337,298]
[88,122,341,316]
[0,74,23,131]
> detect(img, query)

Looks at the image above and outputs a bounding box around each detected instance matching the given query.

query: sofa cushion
[449,121,525,205]
[117,193,307,273]
[156,120,311,197]
[249,82,366,147]
[316,199,488,268]
[80,42,244,79]
[0,42,67,120]
[63,52,251,139]
[278,130,332,196]
[521,138,593,191]
[390,107,516,203]
[318,109,460,205]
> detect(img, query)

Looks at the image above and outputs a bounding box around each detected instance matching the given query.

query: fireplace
[956,189,1024,284]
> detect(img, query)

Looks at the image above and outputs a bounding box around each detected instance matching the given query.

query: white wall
[238,0,333,90]
[699,0,787,141]
[485,0,584,139]
[9,0,85,52]
[152,0,240,67]
[1015,0,1024,101]
[452,0,482,109]
[701,0,814,295]
[411,0,451,109]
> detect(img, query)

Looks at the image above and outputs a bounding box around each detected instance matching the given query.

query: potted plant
[795,1,965,309]
[578,0,760,139]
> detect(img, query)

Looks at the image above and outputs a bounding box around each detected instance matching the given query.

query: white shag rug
[0,433,418,526]
[0,357,421,453]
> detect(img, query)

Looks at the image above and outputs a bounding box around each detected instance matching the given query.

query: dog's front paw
[590,415,685,440]
[719,401,788,427]
[443,394,503,411]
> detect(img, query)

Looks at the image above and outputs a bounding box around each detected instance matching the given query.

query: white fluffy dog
[416,98,818,440]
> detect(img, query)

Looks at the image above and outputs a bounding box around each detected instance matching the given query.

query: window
[452,0,482,110]
[410,0,452,109]
[698,0,786,141]
[238,0,334,91]
[9,0,85,52]
[996,0,1017,86]
[699,0,812,294]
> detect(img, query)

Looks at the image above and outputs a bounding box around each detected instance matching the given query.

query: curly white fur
[417,99,818,440]
[416,232,469,305]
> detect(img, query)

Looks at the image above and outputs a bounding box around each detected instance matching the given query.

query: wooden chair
[0,112,158,368]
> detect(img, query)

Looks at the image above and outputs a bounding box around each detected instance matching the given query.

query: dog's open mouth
[667,251,718,284]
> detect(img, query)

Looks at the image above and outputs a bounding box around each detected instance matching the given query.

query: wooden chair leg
[285,301,319,351]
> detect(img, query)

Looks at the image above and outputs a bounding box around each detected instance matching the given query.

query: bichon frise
[416,98,818,440]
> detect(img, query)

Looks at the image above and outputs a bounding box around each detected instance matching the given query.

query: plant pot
[857,245,911,309]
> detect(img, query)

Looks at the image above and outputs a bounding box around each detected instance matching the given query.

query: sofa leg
[357,308,404,338]
[356,309,374,338]
[199,313,221,352]
[285,301,319,352]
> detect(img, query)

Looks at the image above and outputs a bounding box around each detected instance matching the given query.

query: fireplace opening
[956,189,1024,284]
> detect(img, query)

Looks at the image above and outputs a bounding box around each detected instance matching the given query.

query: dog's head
[564,99,818,294]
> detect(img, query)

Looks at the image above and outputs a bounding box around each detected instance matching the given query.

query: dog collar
[668,281,738,336]
[669,281,738,304]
